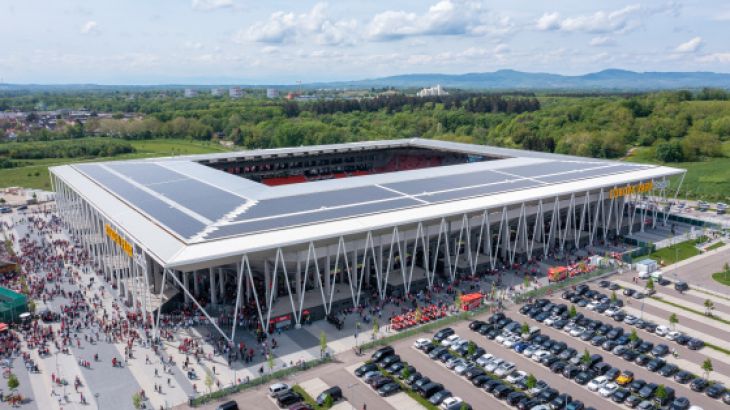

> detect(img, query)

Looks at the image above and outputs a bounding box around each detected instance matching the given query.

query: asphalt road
[670,246,730,290]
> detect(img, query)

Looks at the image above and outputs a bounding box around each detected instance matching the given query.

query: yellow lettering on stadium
[608,181,653,200]
[105,223,133,257]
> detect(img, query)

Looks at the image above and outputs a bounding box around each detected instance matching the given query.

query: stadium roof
[50,138,684,269]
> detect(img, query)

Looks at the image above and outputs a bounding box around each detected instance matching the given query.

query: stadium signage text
[609,181,653,200]
[105,223,133,257]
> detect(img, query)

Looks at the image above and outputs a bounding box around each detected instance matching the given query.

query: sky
[1,0,729,84]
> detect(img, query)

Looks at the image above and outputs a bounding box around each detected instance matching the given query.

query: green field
[712,271,730,288]
[0,139,231,190]
[624,142,730,201]
[647,239,702,265]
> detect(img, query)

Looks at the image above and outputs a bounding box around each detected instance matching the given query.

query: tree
[132,392,143,410]
[460,403,469,410]
[414,306,423,323]
[629,329,639,343]
[204,370,214,392]
[324,394,334,408]
[467,341,476,357]
[611,291,618,303]
[372,318,380,339]
[521,322,530,335]
[646,277,654,292]
[320,331,328,358]
[655,384,667,401]
[267,353,275,374]
[704,299,715,316]
[525,374,537,390]
[7,373,19,391]
[569,305,577,319]
[581,349,591,366]
[523,275,531,289]
[401,366,411,380]
[27,299,36,314]
[702,358,713,379]
[724,262,730,283]
[454,290,463,311]
[655,141,684,162]
[669,313,678,330]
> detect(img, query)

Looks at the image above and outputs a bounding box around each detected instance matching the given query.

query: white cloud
[240,3,356,46]
[536,5,642,34]
[183,41,204,50]
[192,0,233,11]
[366,0,508,41]
[536,12,561,31]
[675,36,702,53]
[589,36,614,47]
[80,21,98,35]
[698,53,730,63]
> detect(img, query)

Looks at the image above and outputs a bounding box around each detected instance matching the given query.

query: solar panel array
[74,159,652,242]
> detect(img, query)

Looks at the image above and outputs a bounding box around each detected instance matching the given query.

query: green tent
[0,287,28,323]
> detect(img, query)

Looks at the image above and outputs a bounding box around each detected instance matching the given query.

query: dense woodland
[2,88,730,165]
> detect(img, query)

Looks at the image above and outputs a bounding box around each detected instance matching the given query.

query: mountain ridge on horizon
[2,69,730,91]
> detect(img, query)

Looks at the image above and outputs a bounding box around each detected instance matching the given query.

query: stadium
[49,139,684,342]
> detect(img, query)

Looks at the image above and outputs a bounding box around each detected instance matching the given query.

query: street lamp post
[95,392,100,410]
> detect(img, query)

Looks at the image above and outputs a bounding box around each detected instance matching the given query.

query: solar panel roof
[55,138,681,247]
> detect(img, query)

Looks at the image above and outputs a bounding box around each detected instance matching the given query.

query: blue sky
[1,0,729,84]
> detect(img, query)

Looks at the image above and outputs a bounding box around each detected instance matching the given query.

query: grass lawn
[647,239,701,265]
[706,241,725,251]
[712,271,730,287]
[623,142,730,201]
[0,138,232,190]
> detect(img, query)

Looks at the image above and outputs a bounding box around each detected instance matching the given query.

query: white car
[544,315,560,326]
[523,344,540,357]
[414,338,431,350]
[451,339,469,352]
[495,331,511,344]
[612,345,628,356]
[446,357,465,370]
[455,362,471,375]
[655,325,669,337]
[476,353,495,367]
[563,322,577,333]
[605,307,620,317]
[624,315,638,325]
[531,350,551,362]
[587,376,608,392]
[569,327,585,337]
[688,406,704,410]
[667,331,683,341]
[268,383,291,397]
[506,370,528,384]
[441,334,460,347]
[440,397,463,410]
[599,382,619,397]
[503,335,522,348]
[587,301,600,311]
[495,362,516,377]
[485,358,504,372]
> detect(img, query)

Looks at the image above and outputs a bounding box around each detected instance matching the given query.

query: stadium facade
[49,139,684,342]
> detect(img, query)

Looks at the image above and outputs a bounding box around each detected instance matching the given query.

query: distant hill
[314,69,730,91]
[2,69,730,91]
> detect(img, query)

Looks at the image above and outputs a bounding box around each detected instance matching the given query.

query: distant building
[416,84,448,97]
[266,88,279,99]
[184,88,198,98]
[229,87,244,99]
[211,88,225,97]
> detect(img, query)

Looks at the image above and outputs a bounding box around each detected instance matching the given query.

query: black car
[658,363,679,377]
[675,334,691,345]
[674,370,694,384]
[591,336,606,346]
[599,280,610,288]
[543,355,560,368]
[470,320,487,330]
[484,379,503,393]
[629,379,646,394]
[494,385,514,399]
[574,371,595,385]
[465,366,485,380]
[651,344,669,357]
[671,397,690,410]
[379,355,401,368]
[537,388,559,404]
[472,375,491,387]
[644,322,658,333]
[559,348,577,360]
[637,341,654,354]
[371,346,395,363]
[406,372,422,386]
[377,382,401,397]
[517,399,542,410]
[507,392,528,406]
[706,383,726,398]
[674,281,689,292]
[635,354,651,367]
[429,389,452,405]
[277,391,303,407]
[646,358,665,372]
[723,391,730,405]
[434,328,455,342]
[613,311,626,322]
[551,361,567,374]
[355,363,378,377]
[372,376,393,389]
[562,365,580,379]
[606,327,624,340]
[611,388,630,403]
[622,350,639,361]
[597,323,612,335]
[638,382,658,399]
[549,393,572,409]
[604,367,621,381]
[551,342,568,355]
[688,338,705,350]
[428,347,446,359]
[623,288,635,296]
[690,378,709,392]
[625,395,642,408]
[602,340,618,351]
[386,361,405,375]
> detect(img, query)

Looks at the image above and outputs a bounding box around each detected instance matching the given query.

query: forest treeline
[2,88,730,163]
